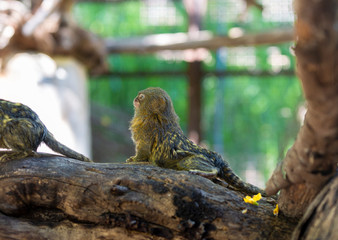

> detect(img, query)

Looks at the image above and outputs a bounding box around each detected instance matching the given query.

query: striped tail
[220,164,266,196]
[43,131,92,162]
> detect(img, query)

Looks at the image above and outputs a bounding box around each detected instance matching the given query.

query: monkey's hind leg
[176,155,215,175]
[176,155,217,175]
[176,155,229,187]
[0,119,44,162]
[0,151,37,162]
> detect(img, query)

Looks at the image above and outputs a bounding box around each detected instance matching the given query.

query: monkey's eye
[138,94,145,101]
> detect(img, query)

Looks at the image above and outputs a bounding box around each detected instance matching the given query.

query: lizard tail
[43,131,92,162]
[220,164,266,196]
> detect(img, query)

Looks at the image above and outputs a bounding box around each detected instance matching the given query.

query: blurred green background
[74,0,302,187]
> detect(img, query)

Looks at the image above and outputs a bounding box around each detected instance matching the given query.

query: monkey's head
[133,87,179,125]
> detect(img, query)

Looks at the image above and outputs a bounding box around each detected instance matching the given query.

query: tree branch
[0,0,108,74]
[21,0,61,37]
[0,156,297,239]
[105,28,294,54]
[266,0,338,217]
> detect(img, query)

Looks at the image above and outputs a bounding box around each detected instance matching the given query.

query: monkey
[127,87,265,196]
[0,99,92,163]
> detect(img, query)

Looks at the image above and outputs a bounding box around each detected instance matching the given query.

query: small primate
[127,87,265,195]
[0,99,92,162]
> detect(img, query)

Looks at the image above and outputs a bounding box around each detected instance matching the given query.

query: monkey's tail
[220,163,266,196]
[43,131,92,162]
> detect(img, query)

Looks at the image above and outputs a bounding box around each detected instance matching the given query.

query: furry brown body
[0,99,91,162]
[128,87,264,195]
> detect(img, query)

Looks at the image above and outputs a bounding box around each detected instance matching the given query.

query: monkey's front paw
[126,157,136,163]
[126,156,150,164]
[82,156,93,162]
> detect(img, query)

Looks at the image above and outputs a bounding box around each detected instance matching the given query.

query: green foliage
[74,2,144,37]
[107,54,186,72]
[203,75,302,179]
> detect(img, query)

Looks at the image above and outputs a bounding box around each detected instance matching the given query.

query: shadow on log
[0,156,297,240]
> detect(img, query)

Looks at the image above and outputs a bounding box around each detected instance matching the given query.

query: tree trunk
[291,173,337,240]
[0,156,297,240]
[265,0,338,218]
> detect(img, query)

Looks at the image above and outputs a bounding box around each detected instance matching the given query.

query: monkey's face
[133,93,145,109]
[133,88,169,116]
[133,87,179,124]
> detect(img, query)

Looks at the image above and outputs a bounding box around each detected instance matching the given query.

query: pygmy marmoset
[127,87,264,195]
[0,99,91,162]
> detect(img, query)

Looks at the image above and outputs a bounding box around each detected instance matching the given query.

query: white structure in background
[0,53,91,158]
[262,0,294,22]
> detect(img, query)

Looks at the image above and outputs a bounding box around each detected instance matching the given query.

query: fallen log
[0,155,297,239]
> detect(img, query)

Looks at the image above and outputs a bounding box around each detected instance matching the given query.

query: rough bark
[265,0,338,218]
[291,173,337,240]
[0,155,297,240]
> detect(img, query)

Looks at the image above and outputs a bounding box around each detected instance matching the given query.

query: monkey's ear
[152,96,166,112]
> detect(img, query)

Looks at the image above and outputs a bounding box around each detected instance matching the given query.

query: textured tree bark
[291,174,337,240]
[265,0,338,218]
[0,156,297,240]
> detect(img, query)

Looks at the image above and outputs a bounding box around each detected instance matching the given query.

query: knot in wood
[110,185,129,196]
